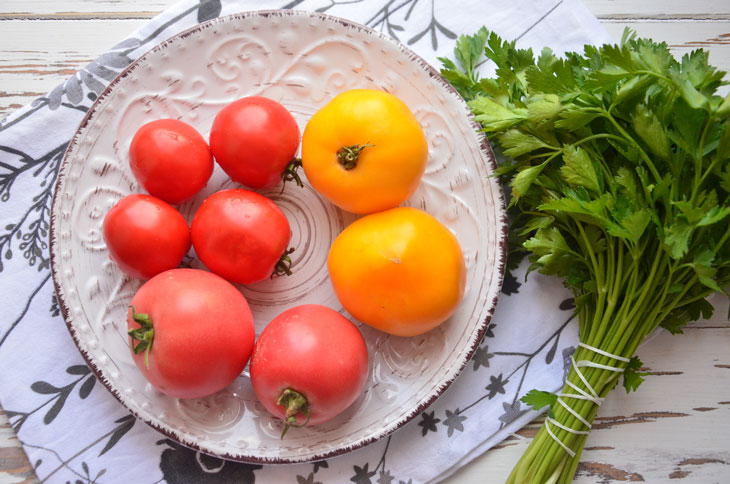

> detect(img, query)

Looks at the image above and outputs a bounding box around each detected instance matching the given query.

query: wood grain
[583,0,730,19]
[0,411,36,484]
[1,0,725,18]
[0,19,148,117]
[0,1,172,15]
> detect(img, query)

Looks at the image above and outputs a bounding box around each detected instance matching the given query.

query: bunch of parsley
[441,28,730,483]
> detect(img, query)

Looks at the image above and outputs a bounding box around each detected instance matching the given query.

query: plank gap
[0,12,161,20]
[598,15,730,21]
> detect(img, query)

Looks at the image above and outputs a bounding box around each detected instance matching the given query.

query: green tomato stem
[336,143,374,170]
[127,306,154,369]
[272,247,296,278]
[276,388,311,439]
[281,158,304,189]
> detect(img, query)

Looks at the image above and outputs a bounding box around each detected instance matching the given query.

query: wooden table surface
[1,2,729,483]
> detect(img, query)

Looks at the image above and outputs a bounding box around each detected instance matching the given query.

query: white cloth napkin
[0,1,612,483]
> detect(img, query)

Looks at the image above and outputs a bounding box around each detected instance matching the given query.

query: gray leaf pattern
[86,61,120,82]
[498,400,525,424]
[64,76,84,105]
[198,0,223,22]
[95,51,133,69]
[472,344,494,370]
[442,409,467,437]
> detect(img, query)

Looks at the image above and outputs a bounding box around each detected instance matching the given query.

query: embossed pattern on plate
[49,10,507,463]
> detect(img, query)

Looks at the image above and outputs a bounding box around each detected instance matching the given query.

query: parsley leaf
[520,389,558,418]
[623,356,649,393]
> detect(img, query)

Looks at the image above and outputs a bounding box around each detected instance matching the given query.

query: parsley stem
[657,273,698,321]
[570,132,628,147]
[606,246,664,348]
[714,225,730,254]
[600,109,662,184]
[661,88,680,123]
[632,69,673,85]
[604,240,624,336]
[576,222,602,286]
[691,115,716,203]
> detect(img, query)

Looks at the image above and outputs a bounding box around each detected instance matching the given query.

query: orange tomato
[327,207,466,337]
[301,89,428,214]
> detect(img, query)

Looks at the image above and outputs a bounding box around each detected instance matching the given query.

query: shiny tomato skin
[102,194,191,280]
[127,268,255,399]
[209,96,300,189]
[129,119,214,204]
[249,304,368,427]
[190,189,291,285]
[328,207,466,337]
[301,89,428,214]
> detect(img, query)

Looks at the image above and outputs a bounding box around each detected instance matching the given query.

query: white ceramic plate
[50,10,507,464]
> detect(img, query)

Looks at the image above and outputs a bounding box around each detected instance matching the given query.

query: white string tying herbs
[543,343,631,457]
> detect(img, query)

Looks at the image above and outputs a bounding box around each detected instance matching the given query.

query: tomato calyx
[276,388,311,438]
[336,143,374,170]
[128,306,154,369]
[281,158,304,189]
[272,247,296,278]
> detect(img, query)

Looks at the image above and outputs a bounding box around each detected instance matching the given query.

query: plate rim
[49,8,508,464]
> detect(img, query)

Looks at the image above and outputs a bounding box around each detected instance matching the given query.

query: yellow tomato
[327,207,466,337]
[301,89,428,214]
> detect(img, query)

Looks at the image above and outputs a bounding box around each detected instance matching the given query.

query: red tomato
[129,119,214,204]
[102,194,191,279]
[249,304,368,435]
[127,268,256,399]
[191,189,292,284]
[209,96,301,189]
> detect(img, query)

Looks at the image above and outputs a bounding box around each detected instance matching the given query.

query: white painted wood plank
[0,411,16,448]
[0,19,148,117]
[2,0,729,19]
[0,0,727,19]
[0,1,174,16]
[0,410,34,484]
[583,0,730,19]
